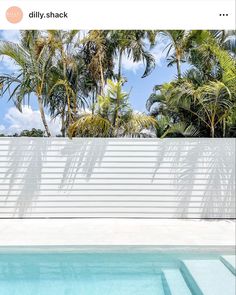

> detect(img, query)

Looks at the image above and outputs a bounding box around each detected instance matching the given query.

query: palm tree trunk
[61,110,66,137]
[92,91,96,115]
[112,106,118,127]
[112,93,119,128]
[223,118,226,137]
[176,56,181,80]
[211,124,215,138]
[38,96,51,137]
[112,50,123,127]
[98,54,105,94]
[118,50,123,81]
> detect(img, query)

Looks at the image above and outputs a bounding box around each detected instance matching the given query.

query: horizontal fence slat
[0,190,233,197]
[0,196,233,201]
[0,207,235,213]
[0,179,233,185]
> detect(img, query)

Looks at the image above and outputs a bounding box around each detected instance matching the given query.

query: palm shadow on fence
[151,139,235,218]
[2,138,47,217]
[0,138,235,218]
[1,138,107,217]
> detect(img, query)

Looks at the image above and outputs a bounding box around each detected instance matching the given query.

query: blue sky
[0,30,184,135]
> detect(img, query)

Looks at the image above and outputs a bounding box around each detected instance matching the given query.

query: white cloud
[151,37,170,65]
[0,30,20,43]
[3,106,61,136]
[0,56,19,73]
[120,54,141,73]
[0,125,6,133]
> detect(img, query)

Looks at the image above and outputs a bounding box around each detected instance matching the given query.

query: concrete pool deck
[0,219,235,247]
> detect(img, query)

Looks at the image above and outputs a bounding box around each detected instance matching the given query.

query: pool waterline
[0,245,235,253]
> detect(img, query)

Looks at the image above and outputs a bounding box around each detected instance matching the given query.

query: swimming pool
[0,248,235,295]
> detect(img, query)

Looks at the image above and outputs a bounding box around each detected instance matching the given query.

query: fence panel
[0,138,235,218]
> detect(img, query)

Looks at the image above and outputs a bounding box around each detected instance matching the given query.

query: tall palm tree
[45,30,85,136]
[0,31,53,136]
[158,30,190,79]
[109,30,156,80]
[107,30,156,126]
[81,30,115,96]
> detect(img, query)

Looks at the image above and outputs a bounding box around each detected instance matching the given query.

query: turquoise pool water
[0,249,235,295]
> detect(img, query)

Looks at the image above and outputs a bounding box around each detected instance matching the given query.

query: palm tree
[211,30,236,57]
[146,30,236,137]
[0,31,53,136]
[109,30,156,80]
[158,30,189,79]
[195,81,233,137]
[107,30,156,126]
[45,30,86,136]
[81,31,115,96]
[68,79,157,137]
[168,80,233,137]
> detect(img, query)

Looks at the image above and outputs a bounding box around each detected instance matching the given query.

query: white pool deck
[0,219,235,247]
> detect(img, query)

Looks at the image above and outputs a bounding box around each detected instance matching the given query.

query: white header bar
[0,0,235,29]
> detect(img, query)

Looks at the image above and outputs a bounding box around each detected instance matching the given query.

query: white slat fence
[0,138,235,218]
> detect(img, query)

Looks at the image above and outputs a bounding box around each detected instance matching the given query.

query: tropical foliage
[147,30,236,137]
[0,30,235,137]
[0,128,44,137]
[68,79,157,137]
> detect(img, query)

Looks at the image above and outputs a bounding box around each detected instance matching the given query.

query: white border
[0,0,235,30]
[0,219,235,246]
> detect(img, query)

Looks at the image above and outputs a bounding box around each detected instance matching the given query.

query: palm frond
[68,114,112,137]
[122,113,157,136]
[0,41,30,68]
[161,122,199,138]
